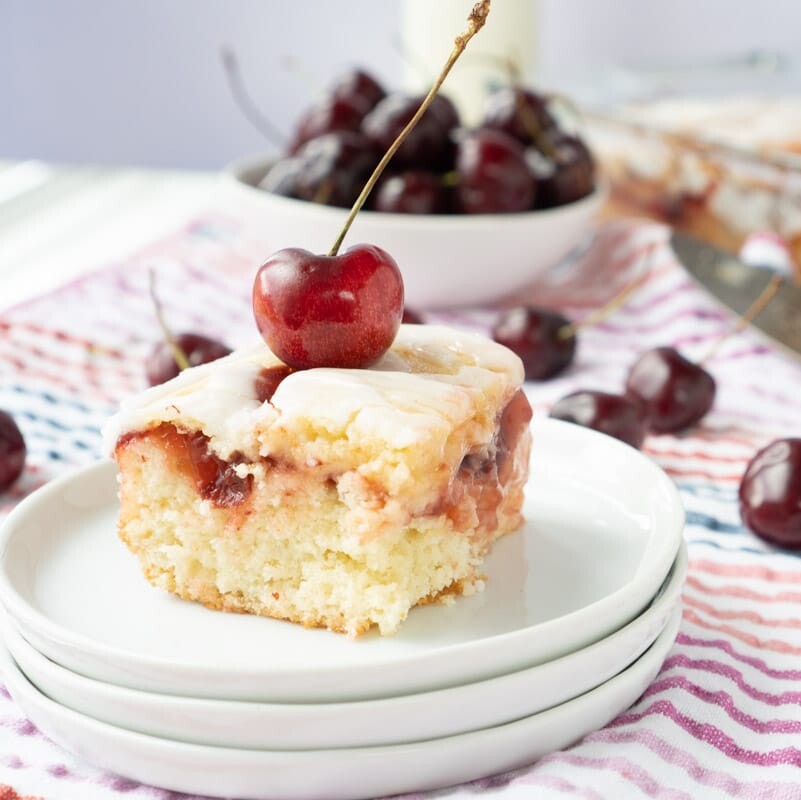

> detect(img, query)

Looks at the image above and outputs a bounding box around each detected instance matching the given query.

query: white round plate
[0,609,681,800]
[222,156,605,309]
[2,543,686,749]
[0,419,684,702]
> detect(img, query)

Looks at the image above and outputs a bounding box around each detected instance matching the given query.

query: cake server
[670,231,801,358]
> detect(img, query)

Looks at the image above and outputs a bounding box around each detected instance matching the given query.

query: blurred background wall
[3,0,800,169]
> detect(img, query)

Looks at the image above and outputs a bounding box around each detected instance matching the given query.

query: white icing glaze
[103,325,524,461]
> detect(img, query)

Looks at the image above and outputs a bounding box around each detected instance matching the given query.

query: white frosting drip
[102,325,524,461]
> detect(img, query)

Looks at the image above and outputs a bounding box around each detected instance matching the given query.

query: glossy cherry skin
[427,94,460,134]
[549,391,648,449]
[534,135,595,208]
[331,69,386,111]
[455,129,536,214]
[258,157,304,198]
[492,307,576,380]
[625,347,715,434]
[0,410,26,492]
[146,334,232,386]
[291,131,378,208]
[362,94,451,170]
[483,86,555,145]
[289,94,369,154]
[253,244,404,369]
[371,171,447,214]
[739,439,801,548]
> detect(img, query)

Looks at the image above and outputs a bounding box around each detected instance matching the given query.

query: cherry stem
[220,46,287,147]
[558,242,658,340]
[148,270,190,372]
[700,272,783,363]
[328,0,492,257]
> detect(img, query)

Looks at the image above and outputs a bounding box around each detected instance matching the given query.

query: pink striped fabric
[1,215,801,800]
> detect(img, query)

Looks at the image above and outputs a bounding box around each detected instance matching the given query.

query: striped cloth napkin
[1,216,801,800]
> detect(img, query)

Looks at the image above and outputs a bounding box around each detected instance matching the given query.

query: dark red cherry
[0,410,25,492]
[254,365,293,404]
[146,334,232,386]
[402,308,423,324]
[427,94,460,133]
[259,157,304,198]
[549,391,648,449]
[331,69,386,112]
[292,131,378,208]
[739,439,801,548]
[483,86,555,145]
[362,94,451,170]
[252,244,404,369]
[625,347,715,434]
[534,135,595,208]
[492,307,576,380]
[455,129,535,213]
[289,94,369,154]
[371,171,447,214]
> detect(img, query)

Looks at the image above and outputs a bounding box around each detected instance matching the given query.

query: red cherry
[492,307,576,380]
[290,131,379,208]
[289,94,369,154]
[362,94,453,170]
[371,171,447,214]
[258,157,304,198]
[146,334,232,386]
[401,308,424,325]
[254,365,294,403]
[331,69,386,112]
[252,245,404,369]
[739,439,801,548]
[532,135,595,208]
[549,391,648,449]
[0,410,25,492]
[455,129,535,213]
[483,86,555,145]
[625,347,715,434]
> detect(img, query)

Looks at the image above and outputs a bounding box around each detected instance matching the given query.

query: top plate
[0,419,684,702]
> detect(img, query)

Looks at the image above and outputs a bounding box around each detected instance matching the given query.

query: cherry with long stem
[253,0,492,370]
[625,260,785,434]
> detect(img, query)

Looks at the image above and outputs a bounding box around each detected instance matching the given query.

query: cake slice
[104,324,531,636]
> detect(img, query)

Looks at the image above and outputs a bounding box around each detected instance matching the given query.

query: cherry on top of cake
[251,1,491,373]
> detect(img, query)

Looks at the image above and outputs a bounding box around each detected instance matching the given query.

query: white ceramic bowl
[221,154,605,310]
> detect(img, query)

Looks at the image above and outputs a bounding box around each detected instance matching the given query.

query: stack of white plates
[0,419,686,800]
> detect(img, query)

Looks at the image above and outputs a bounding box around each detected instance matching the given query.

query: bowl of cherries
[224,68,603,309]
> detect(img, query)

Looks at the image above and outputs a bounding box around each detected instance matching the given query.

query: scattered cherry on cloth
[492,306,576,380]
[625,346,715,434]
[145,334,232,386]
[549,390,648,449]
[0,411,25,492]
[739,438,801,548]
